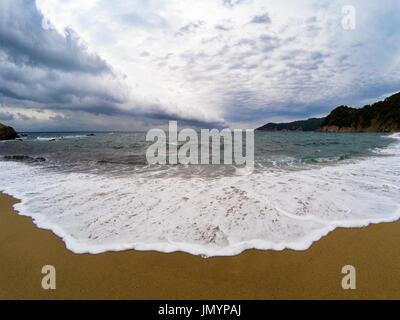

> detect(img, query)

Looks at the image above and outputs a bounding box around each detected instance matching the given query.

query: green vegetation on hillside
[257,92,400,132]
[319,92,400,132]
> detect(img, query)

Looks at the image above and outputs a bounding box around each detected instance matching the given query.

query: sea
[0,131,399,256]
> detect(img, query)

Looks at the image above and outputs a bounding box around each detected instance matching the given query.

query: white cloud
[3,0,400,129]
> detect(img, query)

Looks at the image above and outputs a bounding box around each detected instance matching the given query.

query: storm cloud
[0,0,130,125]
[0,0,224,130]
[1,0,400,130]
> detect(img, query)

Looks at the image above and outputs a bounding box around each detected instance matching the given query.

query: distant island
[257,92,400,132]
[256,117,325,132]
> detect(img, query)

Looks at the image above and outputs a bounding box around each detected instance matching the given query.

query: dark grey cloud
[175,21,204,37]
[3,0,400,131]
[259,35,280,52]
[306,16,318,23]
[0,0,111,75]
[222,0,245,8]
[0,111,15,121]
[0,52,125,107]
[0,0,224,131]
[250,13,271,25]
[0,0,128,124]
[17,112,30,121]
[215,25,231,31]
[235,38,258,49]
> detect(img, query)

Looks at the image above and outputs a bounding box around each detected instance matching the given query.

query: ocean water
[0,131,399,256]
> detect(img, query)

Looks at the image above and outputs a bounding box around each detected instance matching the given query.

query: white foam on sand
[0,134,399,257]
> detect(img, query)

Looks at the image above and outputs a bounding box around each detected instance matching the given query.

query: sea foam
[0,134,399,256]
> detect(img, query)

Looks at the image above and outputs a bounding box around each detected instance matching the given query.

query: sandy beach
[0,191,399,300]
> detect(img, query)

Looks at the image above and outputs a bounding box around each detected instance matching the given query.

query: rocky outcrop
[4,155,46,162]
[0,123,18,140]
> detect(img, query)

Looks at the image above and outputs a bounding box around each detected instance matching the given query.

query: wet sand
[0,192,399,299]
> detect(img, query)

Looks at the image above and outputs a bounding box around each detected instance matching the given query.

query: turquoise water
[255,132,393,168]
[0,132,394,175]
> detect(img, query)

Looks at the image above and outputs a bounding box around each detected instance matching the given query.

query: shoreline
[1,191,400,299]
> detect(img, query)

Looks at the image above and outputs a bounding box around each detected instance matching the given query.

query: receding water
[0,132,399,256]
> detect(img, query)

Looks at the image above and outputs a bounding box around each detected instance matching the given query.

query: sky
[0,0,399,131]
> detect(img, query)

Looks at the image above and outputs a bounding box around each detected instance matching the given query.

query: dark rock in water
[4,155,32,161]
[18,133,28,137]
[0,123,18,140]
[4,155,46,162]
[49,138,56,141]
[86,133,96,136]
